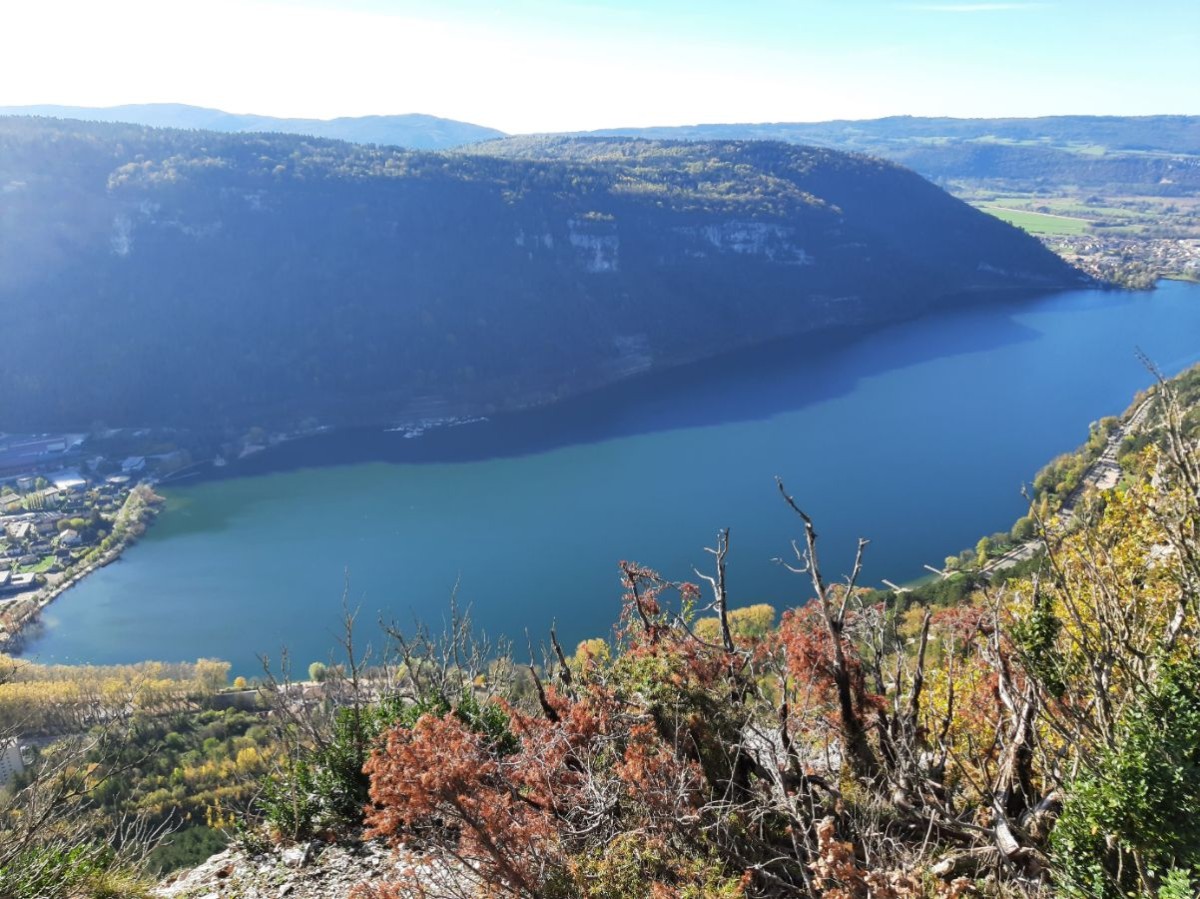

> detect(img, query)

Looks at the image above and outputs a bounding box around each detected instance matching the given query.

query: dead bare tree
[776,477,880,783]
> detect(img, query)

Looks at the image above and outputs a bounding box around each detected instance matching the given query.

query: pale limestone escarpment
[112,199,223,251]
[675,221,814,265]
[567,217,619,273]
[514,227,554,249]
[607,333,653,377]
[162,219,223,238]
[110,213,133,256]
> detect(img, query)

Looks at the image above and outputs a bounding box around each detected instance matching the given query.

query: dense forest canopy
[587,115,1200,194]
[0,103,505,150]
[0,118,1080,433]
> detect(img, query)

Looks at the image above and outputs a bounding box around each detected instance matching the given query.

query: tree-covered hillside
[587,115,1200,194]
[0,118,1082,433]
[0,104,504,150]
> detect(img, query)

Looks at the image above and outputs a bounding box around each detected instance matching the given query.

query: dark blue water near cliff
[23,281,1200,675]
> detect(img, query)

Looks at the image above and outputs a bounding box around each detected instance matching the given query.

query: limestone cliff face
[0,120,1086,432]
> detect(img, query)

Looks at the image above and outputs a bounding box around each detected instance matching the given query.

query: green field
[977,205,1092,235]
[1004,198,1155,220]
[967,136,1108,156]
[18,554,56,574]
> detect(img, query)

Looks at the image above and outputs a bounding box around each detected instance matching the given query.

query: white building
[0,739,25,787]
[48,470,87,493]
[5,521,32,541]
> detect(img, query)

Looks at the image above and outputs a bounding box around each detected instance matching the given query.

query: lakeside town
[0,431,179,652]
[1045,234,1200,289]
[0,412,502,653]
[0,420,325,651]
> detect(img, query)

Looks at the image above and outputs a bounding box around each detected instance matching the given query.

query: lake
[21,280,1200,675]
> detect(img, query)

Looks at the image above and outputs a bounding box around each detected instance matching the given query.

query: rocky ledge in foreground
[154,840,421,899]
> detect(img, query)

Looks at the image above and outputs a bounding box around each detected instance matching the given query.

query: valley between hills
[4,102,1200,899]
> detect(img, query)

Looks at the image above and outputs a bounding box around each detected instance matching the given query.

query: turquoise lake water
[21,281,1200,675]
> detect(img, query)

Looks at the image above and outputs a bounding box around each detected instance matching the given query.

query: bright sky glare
[3,0,1196,133]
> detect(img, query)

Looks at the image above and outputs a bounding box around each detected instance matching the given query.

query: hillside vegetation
[265,368,1200,898]
[586,116,1200,286]
[588,115,1200,194]
[9,107,1191,286]
[8,366,1200,897]
[0,118,1080,433]
[0,104,504,150]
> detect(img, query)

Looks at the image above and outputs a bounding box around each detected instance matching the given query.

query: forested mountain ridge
[0,118,1083,433]
[0,103,504,150]
[590,115,1200,155]
[584,115,1200,193]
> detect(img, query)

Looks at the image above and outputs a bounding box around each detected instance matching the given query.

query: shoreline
[0,486,163,655]
[173,283,1104,488]
[4,280,1184,660]
[131,280,1094,488]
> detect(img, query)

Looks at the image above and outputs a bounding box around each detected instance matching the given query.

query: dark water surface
[23,281,1200,675]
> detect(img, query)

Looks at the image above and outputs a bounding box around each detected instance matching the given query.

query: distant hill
[586,116,1200,155]
[0,103,505,150]
[583,115,1200,193]
[8,107,1196,190]
[0,119,1083,433]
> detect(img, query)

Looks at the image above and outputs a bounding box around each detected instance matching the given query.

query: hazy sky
[3,0,1196,132]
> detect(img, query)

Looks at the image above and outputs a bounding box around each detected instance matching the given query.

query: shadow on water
[27,281,1200,673]
[215,298,1045,479]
